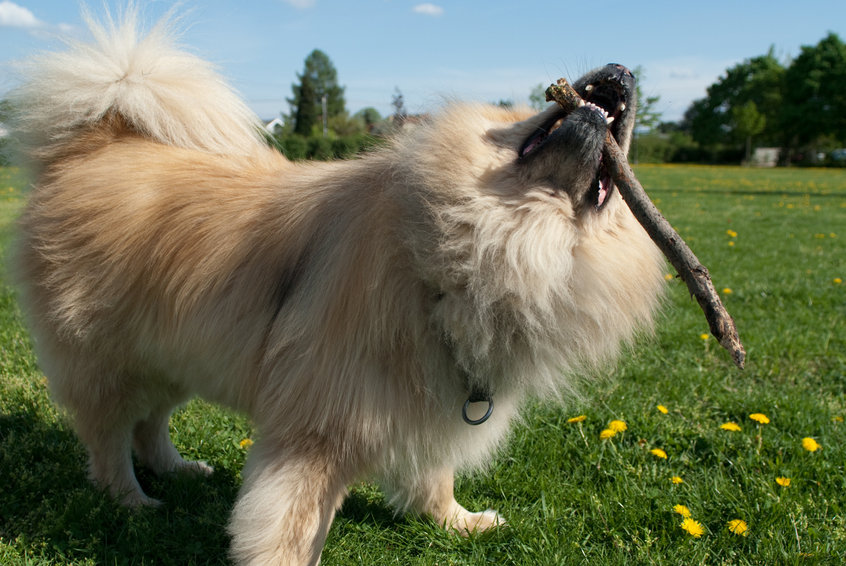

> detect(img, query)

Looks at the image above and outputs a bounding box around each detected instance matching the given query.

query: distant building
[751,147,779,167]
[264,118,285,135]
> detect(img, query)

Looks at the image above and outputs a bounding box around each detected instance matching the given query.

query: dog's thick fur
[10,9,665,565]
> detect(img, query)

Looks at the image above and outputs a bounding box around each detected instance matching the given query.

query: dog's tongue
[597,178,609,207]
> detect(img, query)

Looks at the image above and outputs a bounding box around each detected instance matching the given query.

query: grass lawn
[1,164,844,564]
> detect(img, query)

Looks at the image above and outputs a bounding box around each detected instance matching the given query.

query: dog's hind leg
[132,406,213,477]
[227,438,350,566]
[387,467,505,535]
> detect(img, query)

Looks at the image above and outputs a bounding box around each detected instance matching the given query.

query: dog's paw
[179,459,214,477]
[448,509,506,536]
[120,490,163,508]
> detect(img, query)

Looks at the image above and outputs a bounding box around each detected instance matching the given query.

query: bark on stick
[546,78,746,369]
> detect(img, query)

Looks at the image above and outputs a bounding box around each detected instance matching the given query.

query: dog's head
[397,64,661,385]
[516,64,637,214]
[401,63,638,222]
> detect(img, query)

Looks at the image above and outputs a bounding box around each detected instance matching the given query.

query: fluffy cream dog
[11,9,665,565]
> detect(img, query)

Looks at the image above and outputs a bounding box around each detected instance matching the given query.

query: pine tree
[288,50,346,136]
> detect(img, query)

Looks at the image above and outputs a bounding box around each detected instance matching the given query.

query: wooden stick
[546,79,746,369]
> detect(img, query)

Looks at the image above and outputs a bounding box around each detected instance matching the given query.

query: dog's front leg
[391,467,505,536]
[227,439,349,566]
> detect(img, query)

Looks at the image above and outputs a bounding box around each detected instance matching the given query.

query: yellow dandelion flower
[567,415,587,423]
[700,333,710,341]
[657,405,669,414]
[722,287,733,294]
[776,477,791,487]
[650,448,668,459]
[726,229,738,238]
[833,416,844,423]
[239,438,254,449]
[608,420,627,432]
[728,241,735,247]
[834,278,842,285]
[670,476,684,484]
[680,517,704,538]
[599,428,617,439]
[720,422,741,432]
[673,504,691,517]
[727,519,748,536]
[664,273,675,281]
[801,437,821,452]
[749,413,770,424]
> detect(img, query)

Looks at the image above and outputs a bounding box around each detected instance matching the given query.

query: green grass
[1,164,844,564]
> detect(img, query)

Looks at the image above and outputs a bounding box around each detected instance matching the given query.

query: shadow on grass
[0,408,413,565]
[0,409,240,565]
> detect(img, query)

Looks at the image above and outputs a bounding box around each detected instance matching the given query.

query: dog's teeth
[617,102,627,113]
[585,84,594,92]
[606,116,615,125]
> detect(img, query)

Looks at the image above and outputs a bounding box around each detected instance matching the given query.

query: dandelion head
[650,448,668,459]
[608,420,627,432]
[727,519,748,536]
[673,504,691,517]
[657,405,669,414]
[722,288,733,295]
[776,477,791,487]
[726,229,738,238]
[834,278,842,285]
[680,517,705,538]
[749,413,770,424]
[664,273,675,281]
[700,333,710,341]
[801,437,821,452]
[566,415,587,424]
[670,476,684,484]
[599,429,616,440]
[720,422,742,432]
[239,438,254,449]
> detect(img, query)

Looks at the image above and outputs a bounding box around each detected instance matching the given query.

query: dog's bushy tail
[10,5,265,169]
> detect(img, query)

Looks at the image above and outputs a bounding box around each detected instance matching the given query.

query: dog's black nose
[603,63,635,85]
[606,63,633,77]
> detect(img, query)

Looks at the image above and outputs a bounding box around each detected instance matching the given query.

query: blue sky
[2,1,845,122]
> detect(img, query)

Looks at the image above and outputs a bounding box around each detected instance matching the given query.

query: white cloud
[0,1,42,28]
[413,3,444,17]
[282,0,316,9]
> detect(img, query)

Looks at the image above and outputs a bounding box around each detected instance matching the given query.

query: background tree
[732,101,766,164]
[288,49,347,136]
[0,99,12,166]
[354,107,382,129]
[291,71,318,136]
[391,87,407,127]
[688,50,785,159]
[529,84,547,111]
[780,33,846,161]
[633,66,662,134]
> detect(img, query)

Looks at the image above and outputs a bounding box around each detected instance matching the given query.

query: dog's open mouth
[584,82,628,209]
[519,74,631,210]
